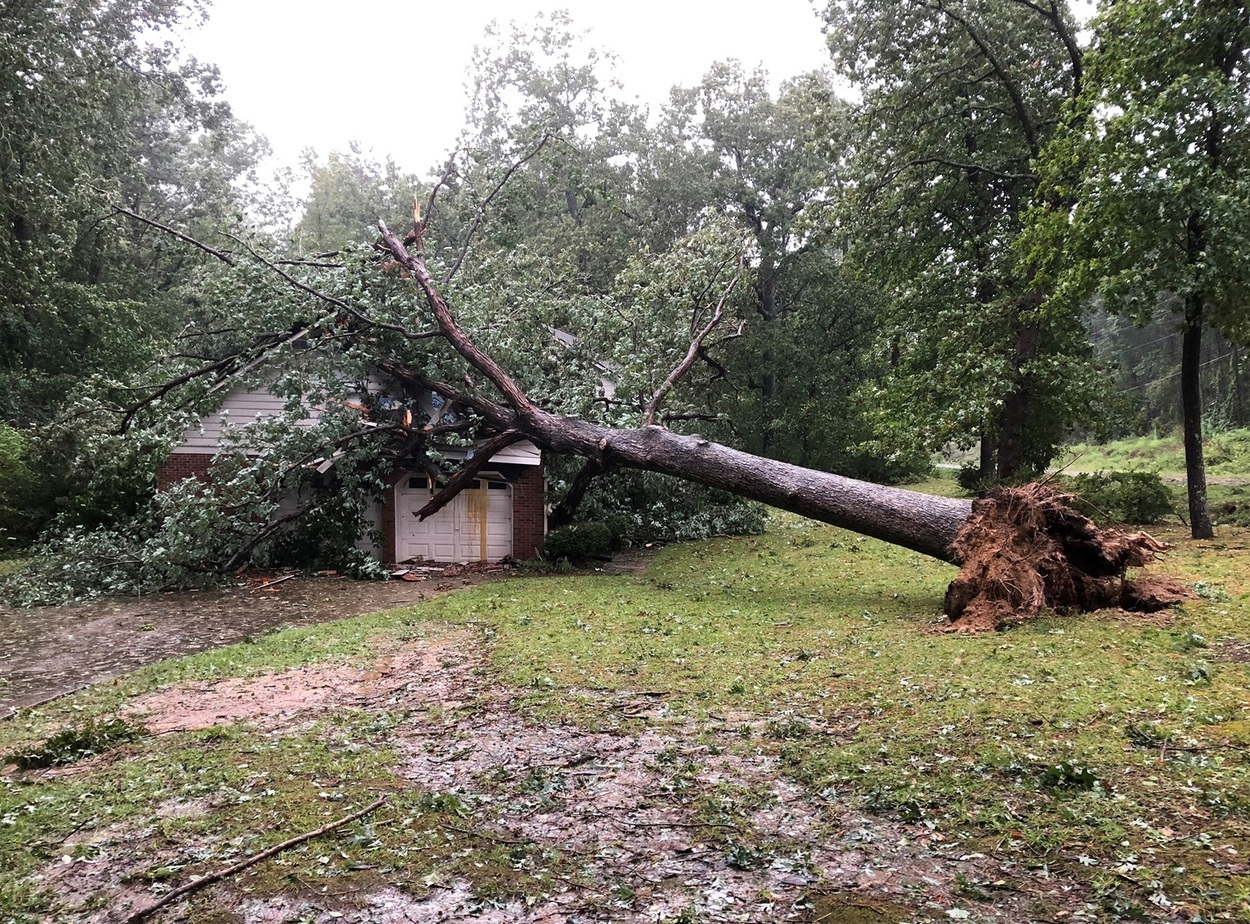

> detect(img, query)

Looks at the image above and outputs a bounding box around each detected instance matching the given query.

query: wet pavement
[0,550,655,717]
[0,576,455,716]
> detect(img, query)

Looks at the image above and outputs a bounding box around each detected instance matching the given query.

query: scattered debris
[247,573,296,592]
[45,631,1132,923]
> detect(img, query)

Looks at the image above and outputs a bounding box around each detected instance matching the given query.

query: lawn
[1062,427,1250,479]
[1,507,1248,922]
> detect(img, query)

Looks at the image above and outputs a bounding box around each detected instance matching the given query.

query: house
[159,383,547,565]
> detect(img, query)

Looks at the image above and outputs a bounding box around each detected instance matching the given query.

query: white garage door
[396,474,513,563]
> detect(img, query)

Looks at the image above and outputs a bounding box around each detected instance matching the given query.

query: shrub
[554,466,767,547]
[1068,471,1175,524]
[543,521,619,563]
[2,409,392,604]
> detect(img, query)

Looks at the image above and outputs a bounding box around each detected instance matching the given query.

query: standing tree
[823,0,1106,479]
[1026,0,1250,538]
[0,0,262,543]
[647,64,917,478]
[0,0,262,422]
[292,146,427,254]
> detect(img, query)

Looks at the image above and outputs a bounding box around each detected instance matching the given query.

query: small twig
[439,822,532,846]
[430,744,478,764]
[121,795,386,923]
[442,133,554,284]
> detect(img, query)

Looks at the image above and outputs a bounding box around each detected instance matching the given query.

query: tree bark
[996,314,1042,479]
[1181,298,1215,539]
[1232,346,1248,429]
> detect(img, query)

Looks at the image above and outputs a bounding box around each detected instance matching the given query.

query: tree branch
[422,151,459,234]
[121,797,386,923]
[929,0,1040,154]
[548,457,611,529]
[223,233,440,343]
[644,275,741,427]
[442,133,554,285]
[1007,0,1083,95]
[413,429,526,521]
[377,360,514,430]
[377,223,539,419]
[109,203,236,266]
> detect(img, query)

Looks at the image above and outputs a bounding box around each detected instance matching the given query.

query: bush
[553,466,767,547]
[0,424,35,551]
[2,411,392,604]
[543,521,619,563]
[1069,471,1175,524]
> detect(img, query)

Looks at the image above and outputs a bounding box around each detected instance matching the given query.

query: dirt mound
[944,484,1192,631]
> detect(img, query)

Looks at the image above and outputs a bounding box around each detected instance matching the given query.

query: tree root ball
[943,484,1192,632]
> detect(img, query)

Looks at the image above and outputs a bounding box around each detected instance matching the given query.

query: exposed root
[944,484,1192,632]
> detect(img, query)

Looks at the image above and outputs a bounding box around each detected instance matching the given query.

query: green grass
[3,507,1250,919]
[1063,427,1250,478]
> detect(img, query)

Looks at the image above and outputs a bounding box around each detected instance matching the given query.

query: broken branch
[644,274,740,427]
[377,223,538,419]
[120,796,386,923]
[415,429,526,520]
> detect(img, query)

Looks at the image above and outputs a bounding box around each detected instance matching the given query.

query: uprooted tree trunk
[375,222,1188,631]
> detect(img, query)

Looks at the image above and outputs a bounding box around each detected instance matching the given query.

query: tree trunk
[530,417,972,562]
[979,425,998,482]
[1181,299,1215,540]
[548,457,609,530]
[1232,346,1248,429]
[996,314,1042,480]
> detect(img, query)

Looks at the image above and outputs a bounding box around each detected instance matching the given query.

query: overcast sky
[182,0,835,178]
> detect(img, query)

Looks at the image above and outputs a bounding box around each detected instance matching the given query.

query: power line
[1118,350,1235,393]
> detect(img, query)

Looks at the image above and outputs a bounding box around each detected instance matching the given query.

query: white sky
[183,0,834,178]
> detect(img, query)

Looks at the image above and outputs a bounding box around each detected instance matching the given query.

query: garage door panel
[396,476,513,562]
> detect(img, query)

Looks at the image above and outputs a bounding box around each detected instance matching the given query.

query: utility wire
[1118,351,1235,393]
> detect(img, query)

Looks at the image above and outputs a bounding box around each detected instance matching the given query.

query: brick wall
[511,462,547,561]
[157,453,216,490]
[379,470,404,564]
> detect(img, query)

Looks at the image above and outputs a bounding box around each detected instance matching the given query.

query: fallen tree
[370,221,1185,631]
